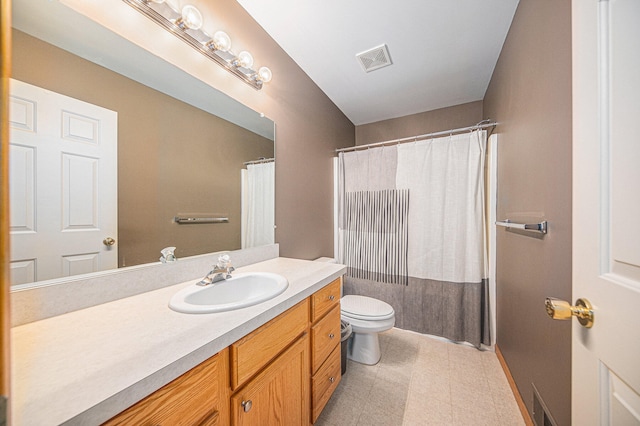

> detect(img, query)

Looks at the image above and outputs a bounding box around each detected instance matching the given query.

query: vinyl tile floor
[315,328,526,426]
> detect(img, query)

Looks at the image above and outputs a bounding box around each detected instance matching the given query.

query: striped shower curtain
[337,130,490,347]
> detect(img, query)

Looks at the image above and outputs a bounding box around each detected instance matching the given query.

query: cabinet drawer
[311,344,341,424]
[230,299,309,390]
[311,278,341,322]
[102,348,228,426]
[311,304,341,374]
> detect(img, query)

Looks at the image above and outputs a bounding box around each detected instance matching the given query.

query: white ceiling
[237,0,520,125]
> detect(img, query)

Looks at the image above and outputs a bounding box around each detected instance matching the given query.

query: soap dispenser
[160,247,177,263]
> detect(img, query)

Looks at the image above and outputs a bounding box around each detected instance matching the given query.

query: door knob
[241,400,252,413]
[545,297,594,328]
[103,237,116,246]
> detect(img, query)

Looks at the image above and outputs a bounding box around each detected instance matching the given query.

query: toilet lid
[341,295,395,321]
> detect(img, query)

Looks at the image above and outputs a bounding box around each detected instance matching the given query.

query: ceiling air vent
[356,44,393,73]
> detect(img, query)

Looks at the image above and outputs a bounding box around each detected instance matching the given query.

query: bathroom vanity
[11,256,345,425]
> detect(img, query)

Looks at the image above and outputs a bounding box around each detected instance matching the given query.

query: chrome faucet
[197,254,235,286]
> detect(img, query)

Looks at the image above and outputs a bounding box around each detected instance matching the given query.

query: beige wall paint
[483,0,572,424]
[13,30,274,267]
[355,101,483,145]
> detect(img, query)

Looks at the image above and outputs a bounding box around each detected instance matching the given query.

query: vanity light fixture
[123,0,273,89]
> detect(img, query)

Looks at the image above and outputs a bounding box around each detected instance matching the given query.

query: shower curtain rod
[243,157,274,166]
[335,120,497,154]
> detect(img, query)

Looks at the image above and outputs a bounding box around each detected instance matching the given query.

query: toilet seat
[341,314,396,334]
[341,295,394,321]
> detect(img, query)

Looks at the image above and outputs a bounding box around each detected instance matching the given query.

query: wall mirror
[10,0,275,288]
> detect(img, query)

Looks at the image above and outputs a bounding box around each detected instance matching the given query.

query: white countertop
[11,257,346,426]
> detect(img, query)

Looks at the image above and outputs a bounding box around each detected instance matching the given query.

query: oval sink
[169,272,288,314]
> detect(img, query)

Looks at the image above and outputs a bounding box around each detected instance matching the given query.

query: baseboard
[495,344,534,426]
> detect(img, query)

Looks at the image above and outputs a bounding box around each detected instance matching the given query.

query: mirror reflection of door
[9,79,117,285]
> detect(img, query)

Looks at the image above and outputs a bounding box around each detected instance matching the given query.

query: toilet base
[347,331,381,365]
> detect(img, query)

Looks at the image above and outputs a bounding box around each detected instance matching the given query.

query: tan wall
[13,30,274,267]
[483,0,572,424]
[355,101,483,145]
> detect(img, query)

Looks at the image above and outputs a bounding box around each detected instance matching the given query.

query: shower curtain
[337,130,490,347]
[241,161,275,248]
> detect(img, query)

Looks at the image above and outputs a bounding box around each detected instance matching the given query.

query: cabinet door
[231,334,310,426]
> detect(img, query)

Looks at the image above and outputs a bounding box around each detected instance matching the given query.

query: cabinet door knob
[329,377,335,383]
[241,400,252,413]
[328,295,335,301]
[328,333,335,339]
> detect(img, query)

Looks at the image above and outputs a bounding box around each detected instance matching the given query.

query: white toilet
[341,295,395,365]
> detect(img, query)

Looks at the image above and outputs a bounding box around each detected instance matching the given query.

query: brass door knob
[103,237,116,246]
[545,297,594,328]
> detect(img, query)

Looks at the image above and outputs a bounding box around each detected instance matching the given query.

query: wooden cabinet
[310,278,342,423]
[229,299,310,425]
[102,348,229,426]
[104,276,343,426]
[230,334,310,426]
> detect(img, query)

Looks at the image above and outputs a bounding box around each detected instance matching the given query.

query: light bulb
[236,51,254,68]
[179,5,203,30]
[257,66,272,83]
[211,31,231,52]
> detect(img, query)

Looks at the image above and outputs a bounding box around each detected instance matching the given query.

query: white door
[572,0,640,424]
[9,79,118,285]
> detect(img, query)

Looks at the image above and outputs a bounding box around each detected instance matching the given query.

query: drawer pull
[329,376,335,383]
[328,333,335,339]
[328,295,335,301]
[242,400,253,413]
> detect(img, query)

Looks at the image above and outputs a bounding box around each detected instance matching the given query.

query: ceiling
[237,0,520,125]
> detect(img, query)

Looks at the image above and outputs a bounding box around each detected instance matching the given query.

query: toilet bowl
[341,295,395,365]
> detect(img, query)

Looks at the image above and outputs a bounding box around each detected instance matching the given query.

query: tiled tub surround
[11,256,346,425]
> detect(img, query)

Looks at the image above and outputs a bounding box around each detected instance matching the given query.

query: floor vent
[355,44,393,73]
[533,385,558,426]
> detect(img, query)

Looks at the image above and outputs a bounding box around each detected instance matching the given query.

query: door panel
[572,0,640,424]
[9,79,117,284]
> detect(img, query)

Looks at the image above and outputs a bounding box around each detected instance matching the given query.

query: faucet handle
[160,246,177,263]
[217,254,231,267]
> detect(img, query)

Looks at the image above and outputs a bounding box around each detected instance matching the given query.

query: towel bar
[495,220,547,234]
[175,216,229,224]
